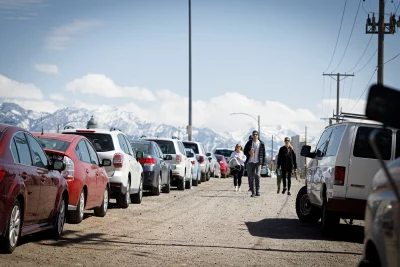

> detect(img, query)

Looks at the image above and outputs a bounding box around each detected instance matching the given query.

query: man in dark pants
[245,135,252,191]
[277,137,297,196]
[244,131,266,197]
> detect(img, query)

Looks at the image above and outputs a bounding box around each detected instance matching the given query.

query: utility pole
[188,0,193,141]
[305,126,307,178]
[271,135,273,170]
[258,115,261,138]
[365,1,398,85]
[322,73,354,122]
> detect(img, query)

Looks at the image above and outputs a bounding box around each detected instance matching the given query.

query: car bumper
[199,164,207,174]
[171,164,185,179]
[327,197,366,220]
[109,182,128,196]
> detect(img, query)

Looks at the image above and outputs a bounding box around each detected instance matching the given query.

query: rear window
[183,143,199,154]
[38,138,71,152]
[353,127,392,160]
[150,140,176,154]
[216,155,223,161]
[214,149,233,157]
[65,133,114,152]
[131,142,151,154]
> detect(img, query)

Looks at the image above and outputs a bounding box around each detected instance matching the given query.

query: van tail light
[176,155,182,164]
[199,155,204,163]
[113,153,124,168]
[61,156,74,179]
[139,157,156,166]
[334,166,346,186]
[0,170,5,183]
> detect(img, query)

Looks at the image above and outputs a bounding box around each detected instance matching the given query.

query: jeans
[233,168,244,187]
[281,168,292,191]
[247,162,261,193]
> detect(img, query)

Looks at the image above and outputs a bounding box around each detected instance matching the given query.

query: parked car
[213,148,234,163]
[215,154,230,178]
[62,128,144,208]
[183,141,210,182]
[206,152,219,177]
[270,171,277,179]
[130,140,171,195]
[296,121,397,232]
[186,148,200,186]
[260,166,271,177]
[142,137,192,190]
[0,124,68,253]
[34,132,111,223]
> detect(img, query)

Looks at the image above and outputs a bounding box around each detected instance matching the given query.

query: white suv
[296,121,396,232]
[62,128,144,208]
[142,137,192,190]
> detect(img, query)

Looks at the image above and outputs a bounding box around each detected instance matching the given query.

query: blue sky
[0,0,399,137]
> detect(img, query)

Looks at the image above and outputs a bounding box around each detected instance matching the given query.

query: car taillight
[199,155,204,163]
[191,160,195,166]
[334,166,346,186]
[61,156,74,179]
[139,157,156,166]
[113,153,124,168]
[176,155,182,164]
[0,170,5,183]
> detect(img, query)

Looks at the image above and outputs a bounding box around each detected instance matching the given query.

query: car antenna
[41,114,44,135]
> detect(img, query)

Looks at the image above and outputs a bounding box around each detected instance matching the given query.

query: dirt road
[0,177,364,267]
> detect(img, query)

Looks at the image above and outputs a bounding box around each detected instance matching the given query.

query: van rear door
[346,125,393,200]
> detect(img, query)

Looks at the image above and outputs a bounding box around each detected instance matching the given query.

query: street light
[230,113,260,137]
[188,0,192,141]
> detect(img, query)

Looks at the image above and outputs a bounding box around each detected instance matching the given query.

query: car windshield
[183,143,199,154]
[65,133,114,152]
[38,138,71,152]
[214,149,233,157]
[151,140,176,154]
[130,142,151,154]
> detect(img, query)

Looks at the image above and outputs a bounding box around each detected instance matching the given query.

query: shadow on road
[245,218,364,244]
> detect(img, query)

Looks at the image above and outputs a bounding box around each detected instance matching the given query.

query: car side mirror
[101,159,112,167]
[208,157,212,162]
[301,145,316,159]
[164,154,172,160]
[52,161,65,171]
[136,151,144,160]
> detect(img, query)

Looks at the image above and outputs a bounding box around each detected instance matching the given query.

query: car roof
[32,132,82,142]
[131,140,153,145]
[62,128,125,135]
[142,137,177,142]
[0,123,24,133]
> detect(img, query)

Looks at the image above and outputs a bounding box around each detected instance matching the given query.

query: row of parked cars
[0,124,233,253]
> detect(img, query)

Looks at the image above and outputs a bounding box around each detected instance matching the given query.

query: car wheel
[193,171,199,186]
[295,186,320,223]
[68,190,85,224]
[152,173,162,196]
[94,186,109,217]
[52,195,66,240]
[132,175,144,204]
[117,180,130,208]
[321,195,340,233]
[0,199,21,253]
[162,172,171,193]
[185,174,192,189]
[206,170,211,181]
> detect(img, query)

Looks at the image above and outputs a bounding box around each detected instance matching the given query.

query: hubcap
[300,194,311,216]
[9,205,20,248]
[79,192,85,219]
[103,189,108,213]
[58,199,65,234]
[126,182,130,203]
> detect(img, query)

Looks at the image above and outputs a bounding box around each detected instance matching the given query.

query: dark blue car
[130,140,172,195]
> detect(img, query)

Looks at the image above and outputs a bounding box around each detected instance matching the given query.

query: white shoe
[238,188,241,192]
[234,187,238,192]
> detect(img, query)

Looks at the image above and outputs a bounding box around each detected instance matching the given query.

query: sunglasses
[253,134,258,136]
[285,140,290,142]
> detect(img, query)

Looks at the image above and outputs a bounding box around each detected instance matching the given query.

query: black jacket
[277,146,297,170]
[244,139,266,165]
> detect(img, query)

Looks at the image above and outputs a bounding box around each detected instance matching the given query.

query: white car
[296,121,397,232]
[62,127,144,208]
[183,141,210,182]
[143,137,192,190]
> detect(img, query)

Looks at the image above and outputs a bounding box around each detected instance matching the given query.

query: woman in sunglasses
[277,137,297,195]
[230,144,247,192]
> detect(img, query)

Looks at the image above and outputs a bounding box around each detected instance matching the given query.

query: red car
[215,154,230,178]
[0,124,68,253]
[34,132,111,224]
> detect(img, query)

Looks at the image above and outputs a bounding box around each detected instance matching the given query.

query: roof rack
[109,127,122,132]
[171,136,179,140]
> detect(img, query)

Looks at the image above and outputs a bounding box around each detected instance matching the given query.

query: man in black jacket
[244,130,266,197]
[277,137,297,196]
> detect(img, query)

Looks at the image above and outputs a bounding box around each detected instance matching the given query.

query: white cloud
[66,74,156,101]
[0,74,43,99]
[46,20,99,50]
[3,99,62,113]
[35,64,59,74]
[50,93,65,101]
[0,0,43,9]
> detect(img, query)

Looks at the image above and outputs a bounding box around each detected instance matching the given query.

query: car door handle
[86,169,89,174]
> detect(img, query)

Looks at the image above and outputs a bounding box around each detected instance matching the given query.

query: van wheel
[0,199,21,253]
[295,186,320,223]
[321,197,340,233]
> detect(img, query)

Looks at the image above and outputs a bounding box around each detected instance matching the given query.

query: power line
[396,0,400,13]
[324,0,348,72]
[355,48,378,73]
[347,35,374,72]
[332,0,362,72]
[350,67,377,113]
[362,0,371,14]
[384,51,400,64]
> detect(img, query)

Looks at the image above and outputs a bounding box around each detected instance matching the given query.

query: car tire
[295,186,320,223]
[193,171,199,186]
[185,175,192,189]
[0,199,21,253]
[162,172,171,193]
[52,194,66,240]
[177,176,185,190]
[132,175,144,204]
[206,170,211,181]
[321,195,340,233]
[94,186,109,217]
[200,172,206,182]
[68,190,85,224]
[117,180,130,208]
[151,173,162,196]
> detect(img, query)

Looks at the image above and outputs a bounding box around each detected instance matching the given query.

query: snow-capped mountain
[0,102,314,156]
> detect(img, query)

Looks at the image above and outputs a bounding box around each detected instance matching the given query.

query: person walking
[230,144,246,192]
[244,130,266,197]
[245,135,252,191]
[277,137,297,196]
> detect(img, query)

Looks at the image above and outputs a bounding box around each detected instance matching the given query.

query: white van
[296,121,397,231]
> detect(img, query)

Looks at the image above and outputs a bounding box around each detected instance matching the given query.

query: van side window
[325,125,346,156]
[396,131,400,159]
[353,127,392,160]
[315,128,333,157]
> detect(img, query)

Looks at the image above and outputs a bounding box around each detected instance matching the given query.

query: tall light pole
[188,0,193,141]
[230,113,261,137]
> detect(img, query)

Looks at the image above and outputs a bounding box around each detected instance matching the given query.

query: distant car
[130,140,171,195]
[215,154,230,178]
[185,148,200,186]
[213,148,234,163]
[260,166,271,177]
[206,152,219,177]
[35,132,111,224]
[0,124,68,253]
[270,171,277,178]
[183,141,210,182]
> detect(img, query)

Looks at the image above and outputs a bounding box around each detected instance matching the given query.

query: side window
[75,144,82,161]
[315,128,333,157]
[26,134,48,168]
[117,134,128,154]
[353,127,392,160]
[85,140,100,165]
[14,133,32,165]
[10,138,20,163]
[123,136,133,156]
[179,142,185,155]
[158,146,164,157]
[77,140,91,163]
[201,144,206,155]
[396,131,400,159]
[325,125,346,157]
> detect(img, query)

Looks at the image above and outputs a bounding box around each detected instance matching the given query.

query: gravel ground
[0,177,364,267]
